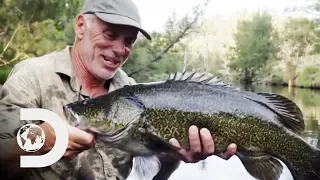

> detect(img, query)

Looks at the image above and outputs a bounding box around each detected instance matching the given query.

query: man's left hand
[169,125,237,163]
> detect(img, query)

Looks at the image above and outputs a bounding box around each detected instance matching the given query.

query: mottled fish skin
[126,81,319,179]
[64,72,320,180]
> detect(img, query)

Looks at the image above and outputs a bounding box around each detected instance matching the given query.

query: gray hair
[83,13,96,29]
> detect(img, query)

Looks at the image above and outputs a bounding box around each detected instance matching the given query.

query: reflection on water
[237,83,320,149]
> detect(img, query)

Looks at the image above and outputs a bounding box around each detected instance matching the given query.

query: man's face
[78,15,138,80]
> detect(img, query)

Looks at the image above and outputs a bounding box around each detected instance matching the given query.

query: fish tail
[304,150,320,180]
[290,148,320,180]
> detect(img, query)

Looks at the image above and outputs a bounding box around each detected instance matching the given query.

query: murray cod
[63,71,320,180]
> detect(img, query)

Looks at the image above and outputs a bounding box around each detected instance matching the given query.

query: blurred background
[0,0,320,179]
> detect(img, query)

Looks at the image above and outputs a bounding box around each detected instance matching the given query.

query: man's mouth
[102,55,120,67]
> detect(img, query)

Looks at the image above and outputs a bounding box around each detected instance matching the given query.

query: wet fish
[63,71,320,180]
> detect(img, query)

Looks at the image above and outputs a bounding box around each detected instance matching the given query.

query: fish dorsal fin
[256,92,305,134]
[236,151,283,180]
[166,71,231,87]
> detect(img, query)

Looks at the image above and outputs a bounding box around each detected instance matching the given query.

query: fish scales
[64,71,320,180]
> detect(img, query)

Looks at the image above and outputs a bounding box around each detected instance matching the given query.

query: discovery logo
[17,108,69,168]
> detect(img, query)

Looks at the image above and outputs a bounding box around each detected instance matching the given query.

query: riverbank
[258,64,320,90]
[1,64,320,90]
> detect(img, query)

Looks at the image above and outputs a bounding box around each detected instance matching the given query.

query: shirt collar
[54,46,81,93]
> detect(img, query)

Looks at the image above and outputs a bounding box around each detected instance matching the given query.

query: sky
[133,0,315,32]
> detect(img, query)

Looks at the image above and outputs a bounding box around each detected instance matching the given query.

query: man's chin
[97,70,117,80]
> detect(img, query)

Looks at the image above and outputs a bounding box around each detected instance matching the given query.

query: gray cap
[81,0,151,40]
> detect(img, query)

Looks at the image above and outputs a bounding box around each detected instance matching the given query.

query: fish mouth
[63,105,83,127]
[63,105,101,133]
[63,105,141,142]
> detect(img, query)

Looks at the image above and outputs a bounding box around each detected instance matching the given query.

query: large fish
[63,71,320,180]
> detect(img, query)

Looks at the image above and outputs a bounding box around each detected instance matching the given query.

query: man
[0,0,237,179]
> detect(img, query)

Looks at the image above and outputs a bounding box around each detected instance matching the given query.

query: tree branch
[128,0,210,77]
[0,31,4,45]
[128,23,193,77]
[0,25,23,57]
[0,52,21,67]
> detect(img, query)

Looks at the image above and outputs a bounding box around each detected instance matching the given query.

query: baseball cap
[81,0,151,40]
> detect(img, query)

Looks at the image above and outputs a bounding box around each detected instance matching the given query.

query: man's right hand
[39,122,94,160]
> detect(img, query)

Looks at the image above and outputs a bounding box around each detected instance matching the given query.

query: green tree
[0,0,83,67]
[227,11,279,83]
[123,31,184,83]
[280,17,319,58]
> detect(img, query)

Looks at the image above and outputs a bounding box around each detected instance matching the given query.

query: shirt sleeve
[0,61,41,145]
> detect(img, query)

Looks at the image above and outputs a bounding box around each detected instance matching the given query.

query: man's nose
[112,39,126,57]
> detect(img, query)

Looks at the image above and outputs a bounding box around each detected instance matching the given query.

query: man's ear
[74,14,86,40]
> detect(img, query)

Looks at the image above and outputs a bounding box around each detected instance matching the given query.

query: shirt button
[107,171,113,177]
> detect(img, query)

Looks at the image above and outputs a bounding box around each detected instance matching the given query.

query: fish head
[63,95,144,139]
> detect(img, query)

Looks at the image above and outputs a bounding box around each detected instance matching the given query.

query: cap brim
[94,12,151,40]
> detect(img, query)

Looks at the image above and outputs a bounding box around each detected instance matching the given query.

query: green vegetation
[0,66,12,84]
[0,0,320,90]
[227,12,279,83]
[296,65,320,89]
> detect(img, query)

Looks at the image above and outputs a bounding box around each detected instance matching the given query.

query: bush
[296,65,320,88]
[0,66,12,84]
[270,74,285,85]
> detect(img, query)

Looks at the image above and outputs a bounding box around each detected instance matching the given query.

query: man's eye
[125,38,135,47]
[125,40,133,46]
[105,32,117,39]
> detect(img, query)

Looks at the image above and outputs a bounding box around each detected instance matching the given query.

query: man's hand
[39,122,94,160]
[169,125,237,163]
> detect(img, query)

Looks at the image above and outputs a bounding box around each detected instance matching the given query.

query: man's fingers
[200,128,215,156]
[169,138,186,154]
[169,138,180,148]
[169,126,238,163]
[227,143,237,155]
[63,150,81,161]
[220,143,237,160]
[68,125,94,146]
[188,125,201,154]
[67,140,87,150]
[169,138,191,162]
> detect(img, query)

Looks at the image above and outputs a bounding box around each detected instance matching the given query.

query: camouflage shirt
[0,46,138,180]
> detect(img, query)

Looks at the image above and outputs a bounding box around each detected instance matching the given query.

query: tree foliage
[0,0,320,88]
[227,11,279,83]
[0,0,82,66]
[123,0,210,82]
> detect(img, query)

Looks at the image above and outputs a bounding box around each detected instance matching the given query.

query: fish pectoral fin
[236,152,283,180]
[96,129,129,143]
[143,132,185,158]
[132,156,161,180]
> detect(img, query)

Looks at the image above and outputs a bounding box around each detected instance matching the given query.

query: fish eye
[81,99,88,105]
